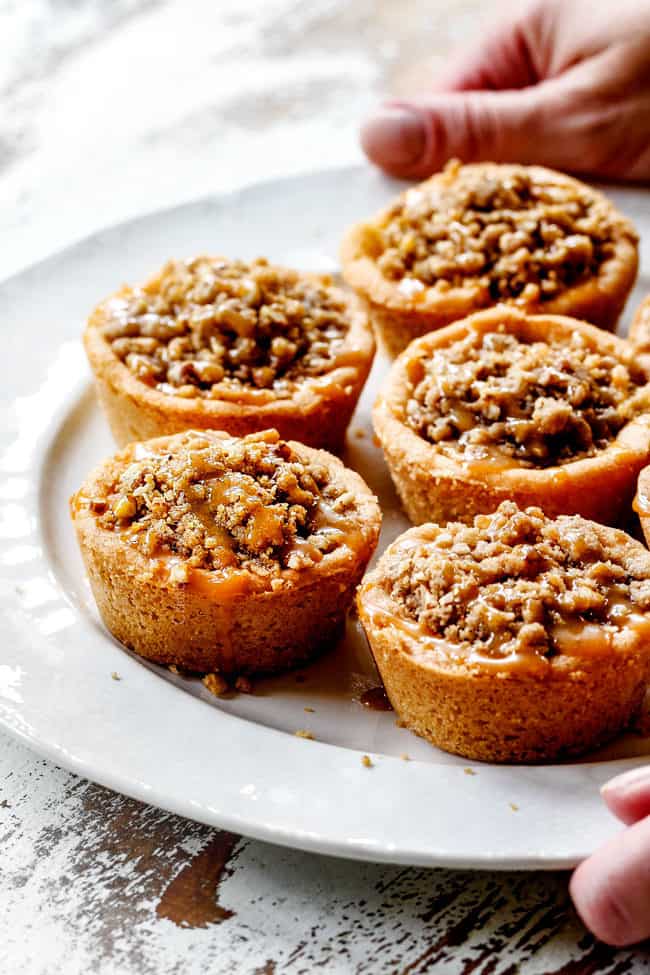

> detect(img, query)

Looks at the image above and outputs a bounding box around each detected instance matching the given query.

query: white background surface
[0,0,487,278]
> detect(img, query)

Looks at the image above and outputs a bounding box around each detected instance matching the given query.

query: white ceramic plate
[2,167,650,870]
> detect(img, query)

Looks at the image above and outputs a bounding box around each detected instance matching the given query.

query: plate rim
[1,165,649,870]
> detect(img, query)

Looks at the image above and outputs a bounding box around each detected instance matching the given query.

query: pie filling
[99,257,353,400]
[83,431,361,579]
[404,328,647,467]
[379,502,650,667]
[373,162,627,301]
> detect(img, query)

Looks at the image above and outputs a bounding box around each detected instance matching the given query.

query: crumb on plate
[203,672,229,697]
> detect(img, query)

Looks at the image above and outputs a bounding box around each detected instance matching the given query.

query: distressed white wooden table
[3,2,650,971]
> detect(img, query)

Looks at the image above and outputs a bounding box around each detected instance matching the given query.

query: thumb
[570,815,650,947]
[601,765,650,826]
[360,87,549,179]
[569,765,650,945]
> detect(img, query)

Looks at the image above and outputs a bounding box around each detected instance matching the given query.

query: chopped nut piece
[361,754,373,768]
[168,562,189,585]
[463,768,477,776]
[295,729,315,740]
[400,753,410,762]
[113,496,136,519]
[509,802,520,812]
[203,673,229,697]
[111,671,122,681]
[303,706,315,713]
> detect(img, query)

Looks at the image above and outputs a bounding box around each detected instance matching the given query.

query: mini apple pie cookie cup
[84,257,375,452]
[358,504,650,763]
[71,429,381,675]
[341,162,638,357]
[374,306,650,527]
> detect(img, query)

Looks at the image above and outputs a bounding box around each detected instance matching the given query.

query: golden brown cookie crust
[84,259,375,452]
[358,506,650,762]
[374,306,650,526]
[71,429,382,675]
[341,163,638,356]
[629,294,650,352]
[636,463,650,549]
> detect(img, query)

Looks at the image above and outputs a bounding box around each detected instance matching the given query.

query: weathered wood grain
[3,736,650,974]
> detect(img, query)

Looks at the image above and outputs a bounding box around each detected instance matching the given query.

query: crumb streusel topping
[93,431,357,575]
[99,257,351,398]
[384,502,650,661]
[376,162,630,302]
[405,328,647,467]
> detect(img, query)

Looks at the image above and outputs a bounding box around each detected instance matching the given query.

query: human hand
[361,0,650,181]
[571,766,650,945]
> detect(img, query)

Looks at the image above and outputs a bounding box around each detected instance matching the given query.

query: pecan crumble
[96,431,357,575]
[100,257,350,397]
[384,502,650,660]
[376,162,630,301]
[405,328,648,467]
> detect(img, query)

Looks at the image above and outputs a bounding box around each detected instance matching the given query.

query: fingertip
[601,765,650,825]
[570,817,650,947]
[360,106,427,175]
[602,765,650,796]
[361,87,550,180]
[570,855,634,947]
[601,787,637,826]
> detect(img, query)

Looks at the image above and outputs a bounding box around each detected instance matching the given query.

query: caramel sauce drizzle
[359,686,393,711]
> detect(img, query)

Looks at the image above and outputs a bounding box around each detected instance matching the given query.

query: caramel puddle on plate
[359,686,393,711]
[156,831,240,928]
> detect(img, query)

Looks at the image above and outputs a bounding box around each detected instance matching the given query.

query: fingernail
[601,765,650,797]
[361,106,426,169]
